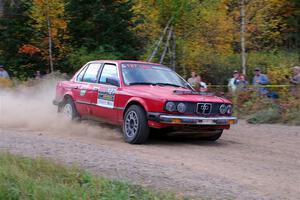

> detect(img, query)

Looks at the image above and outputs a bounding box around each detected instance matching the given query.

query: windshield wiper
[128,82,187,89]
[128,82,155,86]
[155,83,186,88]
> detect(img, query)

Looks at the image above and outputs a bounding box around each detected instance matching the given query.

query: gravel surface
[0,120,299,200]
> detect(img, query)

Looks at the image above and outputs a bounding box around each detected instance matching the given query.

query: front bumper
[149,113,238,125]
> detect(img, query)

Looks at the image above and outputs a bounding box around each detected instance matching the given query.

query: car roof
[90,60,162,65]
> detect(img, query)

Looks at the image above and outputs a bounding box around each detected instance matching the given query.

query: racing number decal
[97,87,116,108]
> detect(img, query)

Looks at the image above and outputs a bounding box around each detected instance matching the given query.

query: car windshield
[121,63,191,89]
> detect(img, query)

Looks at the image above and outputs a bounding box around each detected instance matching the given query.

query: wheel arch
[57,94,75,112]
[123,98,148,119]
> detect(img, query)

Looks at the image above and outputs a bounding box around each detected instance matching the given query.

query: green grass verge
[0,153,183,200]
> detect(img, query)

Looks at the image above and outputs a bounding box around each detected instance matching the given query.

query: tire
[123,105,150,144]
[202,130,223,141]
[61,98,80,121]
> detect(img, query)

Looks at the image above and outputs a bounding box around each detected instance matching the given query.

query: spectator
[253,67,269,94]
[35,70,42,79]
[187,71,198,88]
[196,75,207,92]
[228,70,239,93]
[237,74,248,91]
[290,66,300,85]
[290,66,300,96]
[0,65,10,79]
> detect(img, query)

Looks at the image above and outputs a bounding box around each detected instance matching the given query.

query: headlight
[219,104,227,114]
[165,102,176,112]
[227,105,232,114]
[177,103,187,113]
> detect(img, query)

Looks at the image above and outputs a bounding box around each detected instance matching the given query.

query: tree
[66,0,141,59]
[30,0,67,73]
[0,0,41,79]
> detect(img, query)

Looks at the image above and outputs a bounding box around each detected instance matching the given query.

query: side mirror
[106,77,119,87]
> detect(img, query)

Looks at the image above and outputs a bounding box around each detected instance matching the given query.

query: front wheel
[123,105,150,144]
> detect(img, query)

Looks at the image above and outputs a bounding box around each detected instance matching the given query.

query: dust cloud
[0,73,121,140]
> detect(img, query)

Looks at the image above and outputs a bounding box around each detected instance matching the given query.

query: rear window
[82,63,102,83]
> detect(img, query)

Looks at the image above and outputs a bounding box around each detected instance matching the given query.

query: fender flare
[123,97,149,116]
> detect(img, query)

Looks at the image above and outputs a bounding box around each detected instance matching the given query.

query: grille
[179,102,227,115]
[197,103,212,114]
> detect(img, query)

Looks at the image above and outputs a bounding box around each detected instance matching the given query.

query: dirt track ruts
[0,120,299,200]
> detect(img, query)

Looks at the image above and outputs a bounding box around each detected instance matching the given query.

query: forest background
[0,0,299,85]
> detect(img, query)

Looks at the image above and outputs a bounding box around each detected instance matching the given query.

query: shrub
[234,87,300,125]
[247,106,281,124]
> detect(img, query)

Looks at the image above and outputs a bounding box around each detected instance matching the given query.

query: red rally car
[53,60,237,144]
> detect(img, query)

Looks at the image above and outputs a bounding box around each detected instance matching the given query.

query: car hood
[123,85,231,103]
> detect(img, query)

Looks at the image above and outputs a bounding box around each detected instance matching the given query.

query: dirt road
[0,120,299,200]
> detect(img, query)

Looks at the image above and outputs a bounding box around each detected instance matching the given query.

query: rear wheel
[123,105,150,144]
[61,98,80,121]
[202,130,223,141]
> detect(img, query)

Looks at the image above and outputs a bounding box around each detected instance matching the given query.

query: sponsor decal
[97,87,117,108]
[80,89,87,96]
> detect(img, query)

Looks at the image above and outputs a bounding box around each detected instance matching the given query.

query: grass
[0,153,183,200]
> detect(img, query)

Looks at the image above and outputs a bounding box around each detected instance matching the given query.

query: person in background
[228,70,239,93]
[290,66,300,85]
[237,74,248,91]
[35,70,42,79]
[290,66,300,96]
[187,71,198,88]
[0,65,10,79]
[196,74,207,92]
[253,67,269,94]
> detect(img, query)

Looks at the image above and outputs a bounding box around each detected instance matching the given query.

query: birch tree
[30,0,67,72]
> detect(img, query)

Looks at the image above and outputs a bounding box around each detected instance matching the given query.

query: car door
[89,63,120,123]
[71,65,90,116]
[75,62,102,116]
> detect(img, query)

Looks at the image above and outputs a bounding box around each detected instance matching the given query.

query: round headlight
[227,105,232,114]
[177,103,187,113]
[165,102,176,112]
[219,104,227,114]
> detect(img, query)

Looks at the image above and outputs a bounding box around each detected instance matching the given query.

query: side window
[82,63,102,83]
[99,64,119,85]
[76,66,87,81]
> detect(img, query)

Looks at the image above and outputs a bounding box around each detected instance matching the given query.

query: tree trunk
[160,26,173,64]
[46,0,54,73]
[171,31,176,71]
[240,0,246,75]
[148,18,173,62]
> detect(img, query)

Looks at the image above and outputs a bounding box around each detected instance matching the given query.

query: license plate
[197,119,216,124]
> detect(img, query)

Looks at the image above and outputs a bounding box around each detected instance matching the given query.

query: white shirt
[199,81,207,92]
[0,70,9,78]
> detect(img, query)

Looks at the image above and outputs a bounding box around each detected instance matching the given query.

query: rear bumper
[148,113,238,125]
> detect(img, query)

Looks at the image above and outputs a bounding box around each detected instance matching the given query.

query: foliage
[0,0,42,79]
[247,106,281,124]
[0,153,182,200]
[0,0,299,83]
[131,0,299,85]
[65,0,141,59]
[235,88,300,125]
[65,46,123,72]
[29,0,68,72]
